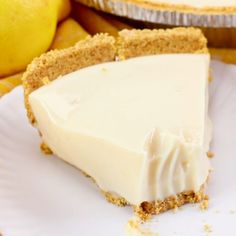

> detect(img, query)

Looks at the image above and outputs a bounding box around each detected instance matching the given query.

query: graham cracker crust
[104,185,206,220]
[103,191,129,207]
[23,28,209,217]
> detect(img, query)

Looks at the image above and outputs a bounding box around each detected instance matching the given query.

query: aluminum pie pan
[75,0,236,28]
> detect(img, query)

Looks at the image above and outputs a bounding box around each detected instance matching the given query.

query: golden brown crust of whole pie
[124,0,236,14]
[80,0,236,15]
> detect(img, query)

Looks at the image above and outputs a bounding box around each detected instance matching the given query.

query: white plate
[0,60,236,236]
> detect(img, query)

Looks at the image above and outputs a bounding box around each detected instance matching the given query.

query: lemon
[0,0,70,78]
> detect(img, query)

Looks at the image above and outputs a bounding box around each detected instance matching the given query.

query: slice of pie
[23,28,211,218]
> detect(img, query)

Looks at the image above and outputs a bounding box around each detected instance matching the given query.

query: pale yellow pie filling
[29,54,211,205]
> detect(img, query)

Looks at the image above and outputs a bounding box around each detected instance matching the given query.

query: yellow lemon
[0,0,71,78]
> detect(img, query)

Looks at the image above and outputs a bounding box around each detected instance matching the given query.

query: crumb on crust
[40,142,53,155]
[42,76,50,86]
[207,151,215,158]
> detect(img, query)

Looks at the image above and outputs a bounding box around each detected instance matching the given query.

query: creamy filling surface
[148,0,235,8]
[29,54,211,205]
